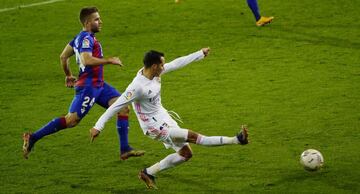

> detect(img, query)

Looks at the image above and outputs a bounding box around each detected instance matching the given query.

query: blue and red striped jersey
[69,31,104,87]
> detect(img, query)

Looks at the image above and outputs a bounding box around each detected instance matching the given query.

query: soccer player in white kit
[89,47,249,189]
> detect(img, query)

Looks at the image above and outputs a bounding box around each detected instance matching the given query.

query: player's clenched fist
[65,76,77,88]
[107,57,123,66]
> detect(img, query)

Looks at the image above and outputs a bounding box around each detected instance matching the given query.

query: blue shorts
[69,82,121,119]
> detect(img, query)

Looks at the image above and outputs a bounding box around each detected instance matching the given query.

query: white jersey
[94,50,205,134]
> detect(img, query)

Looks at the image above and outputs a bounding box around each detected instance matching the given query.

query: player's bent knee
[66,119,79,128]
[65,113,81,128]
[187,130,200,144]
[182,152,192,161]
[179,145,193,161]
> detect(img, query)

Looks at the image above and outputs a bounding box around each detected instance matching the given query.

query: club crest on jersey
[82,38,90,48]
[125,91,133,100]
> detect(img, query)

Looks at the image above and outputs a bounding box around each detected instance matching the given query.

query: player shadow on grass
[73,183,145,194]
[159,173,228,193]
[260,25,360,50]
[48,178,146,194]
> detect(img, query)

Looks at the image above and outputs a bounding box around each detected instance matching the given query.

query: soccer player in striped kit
[22,7,144,160]
[89,47,249,189]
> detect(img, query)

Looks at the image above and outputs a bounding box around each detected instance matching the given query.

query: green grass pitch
[0,0,359,193]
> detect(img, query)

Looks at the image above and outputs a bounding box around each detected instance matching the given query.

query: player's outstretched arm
[90,98,128,141]
[80,52,123,67]
[90,82,141,142]
[162,47,210,74]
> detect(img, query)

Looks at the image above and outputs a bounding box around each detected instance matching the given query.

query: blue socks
[247,0,261,21]
[30,115,132,154]
[31,117,67,142]
[117,115,132,154]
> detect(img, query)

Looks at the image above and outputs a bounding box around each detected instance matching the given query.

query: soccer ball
[300,149,324,171]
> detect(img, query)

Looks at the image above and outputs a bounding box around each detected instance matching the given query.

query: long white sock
[146,153,186,176]
[196,135,238,146]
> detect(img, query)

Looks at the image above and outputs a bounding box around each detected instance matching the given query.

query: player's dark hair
[79,7,99,25]
[143,50,164,68]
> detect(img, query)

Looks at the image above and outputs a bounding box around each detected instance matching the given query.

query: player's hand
[202,47,210,57]
[65,76,77,88]
[108,57,123,67]
[90,127,101,142]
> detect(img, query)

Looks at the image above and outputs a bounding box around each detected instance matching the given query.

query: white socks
[146,153,186,176]
[145,135,239,176]
[196,135,238,145]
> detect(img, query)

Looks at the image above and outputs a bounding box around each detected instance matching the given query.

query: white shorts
[146,121,189,152]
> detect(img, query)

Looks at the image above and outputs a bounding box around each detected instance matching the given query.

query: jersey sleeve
[94,80,143,131]
[78,35,94,53]
[69,38,75,48]
[161,50,205,75]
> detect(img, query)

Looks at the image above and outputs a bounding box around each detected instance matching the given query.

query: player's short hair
[79,7,99,25]
[143,50,165,68]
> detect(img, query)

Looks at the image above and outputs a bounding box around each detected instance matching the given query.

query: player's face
[154,57,165,77]
[87,12,102,33]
